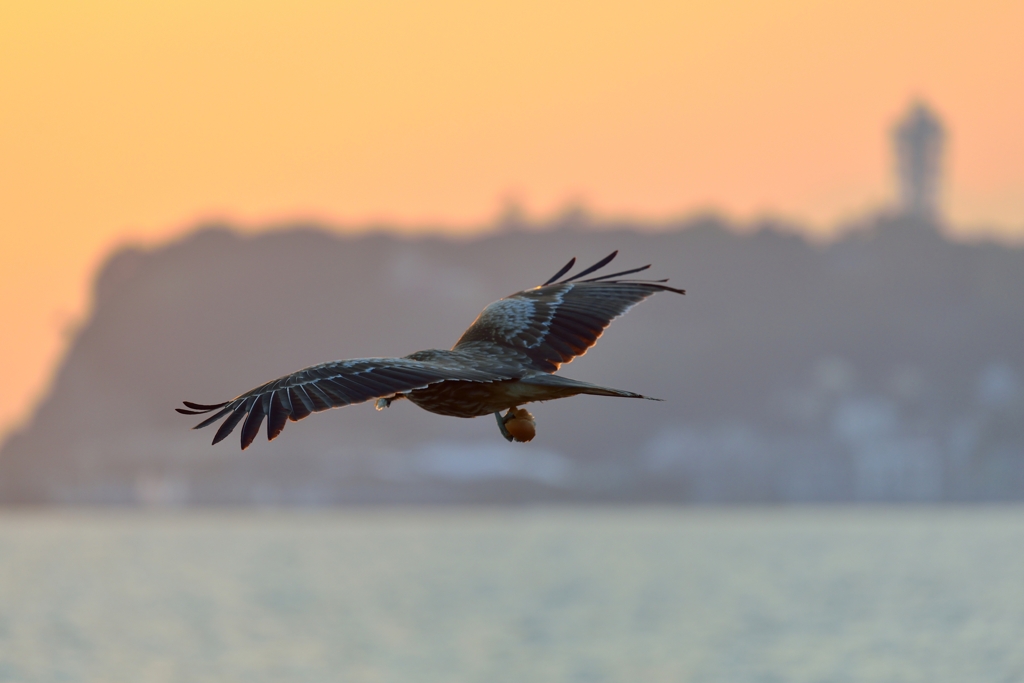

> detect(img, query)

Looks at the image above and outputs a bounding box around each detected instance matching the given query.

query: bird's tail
[519,374,663,401]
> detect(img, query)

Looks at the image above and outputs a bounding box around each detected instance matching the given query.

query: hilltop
[2,214,1022,504]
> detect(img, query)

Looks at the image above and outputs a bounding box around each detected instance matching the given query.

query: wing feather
[181,356,508,449]
[454,253,685,372]
[316,378,356,402]
[560,250,619,282]
[322,374,369,398]
[239,396,267,450]
[181,400,229,411]
[213,400,252,445]
[267,390,289,441]
[192,404,235,429]
[288,387,313,421]
[541,257,576,286]
[303,383,335,410]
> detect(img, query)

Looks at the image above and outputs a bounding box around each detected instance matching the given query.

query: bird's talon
[499,407,536,443]
[495,411,514,441]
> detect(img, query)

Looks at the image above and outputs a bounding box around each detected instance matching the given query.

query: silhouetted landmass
[1,214,1022,504]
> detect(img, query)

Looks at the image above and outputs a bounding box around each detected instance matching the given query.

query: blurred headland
[1,210,1022,505]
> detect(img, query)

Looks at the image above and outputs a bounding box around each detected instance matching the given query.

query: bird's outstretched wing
[453,251,685,373]
[176,357,506,450]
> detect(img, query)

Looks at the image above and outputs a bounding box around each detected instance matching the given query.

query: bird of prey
[177,251,684,449]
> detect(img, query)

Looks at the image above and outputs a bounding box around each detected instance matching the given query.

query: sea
[0,507,1022,683]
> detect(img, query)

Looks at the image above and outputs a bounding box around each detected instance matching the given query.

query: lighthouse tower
[892,102,945,221]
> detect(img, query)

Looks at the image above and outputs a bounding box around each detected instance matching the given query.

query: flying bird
[177,251,685,449]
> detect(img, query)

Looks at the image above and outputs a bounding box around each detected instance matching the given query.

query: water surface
[0,507,1021,682]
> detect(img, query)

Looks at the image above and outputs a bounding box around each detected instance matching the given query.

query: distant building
[892,101,946,220]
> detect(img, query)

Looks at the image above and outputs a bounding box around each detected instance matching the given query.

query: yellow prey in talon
[496,407,536,443]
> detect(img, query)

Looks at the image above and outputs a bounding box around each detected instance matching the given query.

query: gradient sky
[1,0,1023,436]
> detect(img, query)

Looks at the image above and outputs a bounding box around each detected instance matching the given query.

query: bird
[177,250,685,449]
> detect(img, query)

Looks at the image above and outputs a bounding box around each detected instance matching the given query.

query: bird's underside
[178,250,685,449]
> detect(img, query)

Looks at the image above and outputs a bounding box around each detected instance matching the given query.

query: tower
[892,101,945,220]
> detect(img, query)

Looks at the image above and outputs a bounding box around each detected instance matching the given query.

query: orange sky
[1,0,1023,437]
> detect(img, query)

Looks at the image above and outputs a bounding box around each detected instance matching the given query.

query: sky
[1,0,1023,436]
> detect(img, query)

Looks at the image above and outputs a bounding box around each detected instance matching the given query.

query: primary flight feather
[178,250,685,449]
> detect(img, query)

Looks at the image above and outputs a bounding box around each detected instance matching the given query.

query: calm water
[0,507,1022,682]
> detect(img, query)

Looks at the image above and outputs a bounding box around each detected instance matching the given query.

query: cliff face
[2,217,1022,504]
